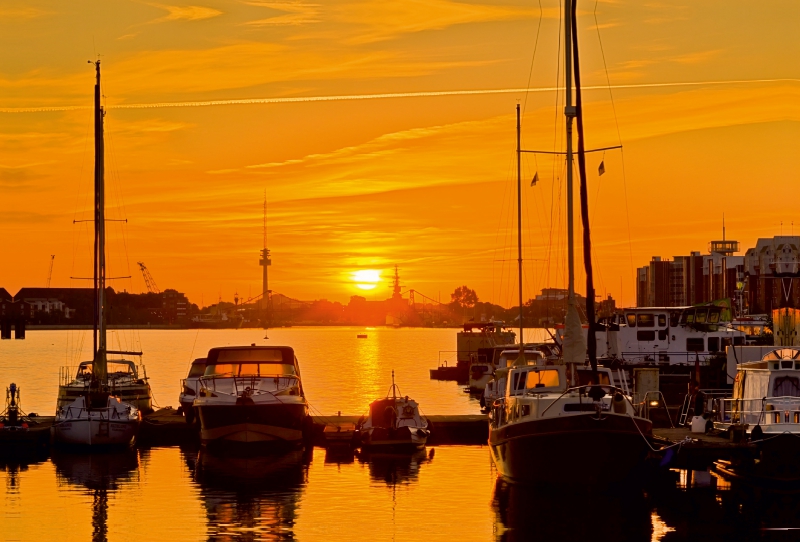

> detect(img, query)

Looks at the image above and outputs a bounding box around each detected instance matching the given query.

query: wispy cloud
[243,1,321,26]
[148,3,223,23]
[0,7,52,19]
[669,49,722,64]
[3,78,798,113]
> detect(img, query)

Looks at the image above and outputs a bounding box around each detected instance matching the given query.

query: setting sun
[352,270,381,290]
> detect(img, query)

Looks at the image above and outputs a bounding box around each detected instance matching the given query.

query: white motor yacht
[52,62,140,447]
[358,372,429,450]
[193,345,308,450]
[713,347,800,484]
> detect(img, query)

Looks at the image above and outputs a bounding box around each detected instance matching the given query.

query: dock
[652,427,756,469]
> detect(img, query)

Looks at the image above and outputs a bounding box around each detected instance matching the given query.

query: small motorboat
[0,383,50,454]
[357,334,368,339]
[357,371,429,451]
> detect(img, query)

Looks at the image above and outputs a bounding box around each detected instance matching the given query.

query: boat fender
[612,392,626,414]
[403,405,414,416]
[751,424,764,442]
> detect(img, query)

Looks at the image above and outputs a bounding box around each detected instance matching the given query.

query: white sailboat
[52,61,141,447]
[487,0,652,485]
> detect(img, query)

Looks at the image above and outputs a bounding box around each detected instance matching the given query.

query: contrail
[1,78,797,113]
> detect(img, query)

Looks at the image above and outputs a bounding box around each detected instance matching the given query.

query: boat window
[670,312,680,327]
[188,364,207,378]
[637,331,656,341]
[204,363,296,377]
[773,376,800,397]
[708,337,719,352]
[516,372,527,391]
[658,329,668,341]
[525,369,560,389]
[217,348,285,363]
[695,310,707,324]
[686,338,704,352]
[576,371,610,386]
[708,310,720,324]
[733,336,745,346]
[657,314,667,327]
[682,310,694,324]
[637,314,655,327]
[205,363,238,377]
[626,314,636,327]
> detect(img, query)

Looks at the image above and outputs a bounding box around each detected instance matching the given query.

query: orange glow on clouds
[1,1,800,308]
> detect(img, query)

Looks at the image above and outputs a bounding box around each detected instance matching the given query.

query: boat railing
[640,391,674,427]
[181,378,202,396]
[60,405,132,420]
[617,351,722,364]
[200,374,299,396]
[59,366,91,387]
[538,385,629,417]
[715,396,800,426]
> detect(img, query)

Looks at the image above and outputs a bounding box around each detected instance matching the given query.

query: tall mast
[516,104,524,355]
[565,0,575,304]
[93,60,107,386]
[560,0,587,368]
[571,0,598,372]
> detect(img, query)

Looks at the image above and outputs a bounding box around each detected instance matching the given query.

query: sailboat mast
[516,104,524,353]
[564,0,575,302]
[93,60,107,386]
[571,0,598,371]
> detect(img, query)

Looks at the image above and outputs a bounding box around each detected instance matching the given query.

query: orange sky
[1,0,799,307]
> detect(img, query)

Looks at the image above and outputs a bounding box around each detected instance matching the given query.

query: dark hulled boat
[193,346,308,451]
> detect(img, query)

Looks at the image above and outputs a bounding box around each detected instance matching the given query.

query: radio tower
[259,192,272,327]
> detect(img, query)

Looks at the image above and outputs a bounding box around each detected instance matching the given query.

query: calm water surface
[0,329,797,541]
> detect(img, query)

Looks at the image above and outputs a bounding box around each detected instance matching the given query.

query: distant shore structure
[259,193,272,318]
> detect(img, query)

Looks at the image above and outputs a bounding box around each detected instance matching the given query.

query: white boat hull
[53,417,138,447]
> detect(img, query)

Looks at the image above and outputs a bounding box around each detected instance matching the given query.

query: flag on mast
[531,172,539,186]
[598,161,605,176]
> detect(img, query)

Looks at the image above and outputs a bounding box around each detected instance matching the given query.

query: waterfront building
[743,236,800,314]
[636,240,744,308]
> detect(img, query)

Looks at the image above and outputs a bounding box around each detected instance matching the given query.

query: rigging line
[594,0,635,303]
[522,0,544,117]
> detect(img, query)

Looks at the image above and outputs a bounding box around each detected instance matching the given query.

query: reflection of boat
[429,322,516,381]
[357,372,429,451]
[491,478,650,542]
[178,357,207,425]
[52,62,141,448]
[356,448,430,485]
[192,448,307,540]
[194,346,309,451]
[712,347,800,486]
[52,448,140,542]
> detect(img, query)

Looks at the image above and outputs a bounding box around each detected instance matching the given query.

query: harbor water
[0,328,797,541]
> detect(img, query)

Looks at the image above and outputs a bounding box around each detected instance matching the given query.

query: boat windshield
[576,371,610,386]
[217,349,284,362]
[525,369,560,389]
[204,362,296,377]
[188,362,207,378]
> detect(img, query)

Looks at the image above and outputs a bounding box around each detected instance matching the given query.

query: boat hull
[489,413,652,485]
[361,425,428,451]
[52,417,138,447]
[58,384,153,414]
[196,402,308,450]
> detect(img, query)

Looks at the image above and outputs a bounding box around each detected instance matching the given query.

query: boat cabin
[73,360,142,382]
[203,346,299,378]
[719,348,800,427]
